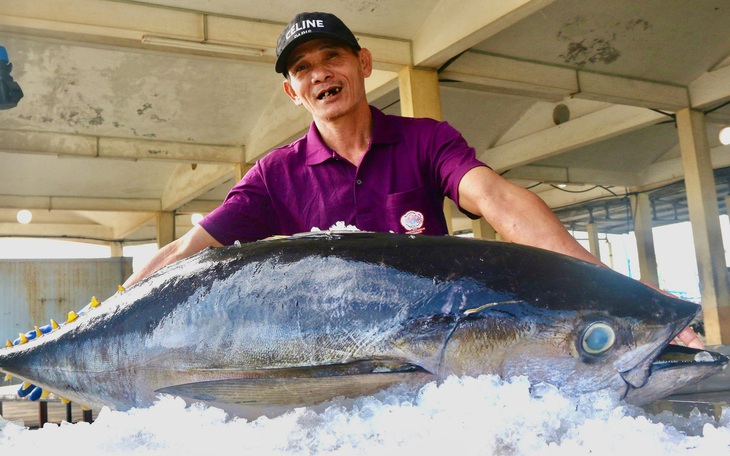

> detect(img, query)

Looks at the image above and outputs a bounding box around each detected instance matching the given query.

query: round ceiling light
[16,209,32,224]
[720,126,730,146]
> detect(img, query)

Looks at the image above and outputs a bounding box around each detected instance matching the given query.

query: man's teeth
[320,88,341,99]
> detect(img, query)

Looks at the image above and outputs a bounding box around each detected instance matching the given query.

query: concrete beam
[161,163,236,211]
[0,129,244,164]
[0,0,410,70]
[0,195,160,212]
[576,73,689,111]
[638,144,730,188]
[535,185,623,210]
[441,52,691,110]
[689,63,730,110]
[0,221,112,239]
[244,88,313,164]
[99,137,244,164]
[412,0,556,68]
[440,52,576,101]
[177,200,221,214]
[483,105,667,172]
[77,210,157,240]
[503,165,639,187]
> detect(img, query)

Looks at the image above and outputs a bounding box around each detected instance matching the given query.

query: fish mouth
[621,344,729,405]
[616,299,728,405]
[650,344,729,373]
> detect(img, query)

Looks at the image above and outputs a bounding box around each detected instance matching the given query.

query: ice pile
[1,375,729,455]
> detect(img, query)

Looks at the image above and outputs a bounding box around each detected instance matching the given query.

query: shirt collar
[305,106,401,166]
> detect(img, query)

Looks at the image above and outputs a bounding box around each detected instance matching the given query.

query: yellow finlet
[18,333,29,344]
[118,284,125,293]
[80,405,90,411]
[90,296,100,308]
[60,397,70,404]
[40,390,51,400]
[34,326,43,338]
[3,374,11,381]
[51,319,60,331]
[5,339,12,348]
[22,381,31,389]
[66,311,78,324]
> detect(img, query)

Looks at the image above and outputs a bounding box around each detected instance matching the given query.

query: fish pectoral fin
[155,361,434,407]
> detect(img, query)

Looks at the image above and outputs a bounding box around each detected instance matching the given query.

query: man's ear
[359,48,373,78]
[283,79,303,106]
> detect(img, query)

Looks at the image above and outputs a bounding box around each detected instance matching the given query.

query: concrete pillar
[443,202,454,235]
[586,222,601,261]
[472,218,497,240]
[631,193,659,287]
[236,163,254,182]
[397,66,442,121]
[156,211,176,249]
[676,108,730,344]
[398,66,451,233]
[109,242,123,258]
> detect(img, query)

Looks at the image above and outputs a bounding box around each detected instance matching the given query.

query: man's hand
[676,325,704,349]
[123,224,222,288]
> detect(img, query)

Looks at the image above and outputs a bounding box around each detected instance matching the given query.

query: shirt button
[356,179,363,185]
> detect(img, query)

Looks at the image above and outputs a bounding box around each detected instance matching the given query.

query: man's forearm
[459,167,600,266]
[123,224,223,288]
[123,240,182,288]
[493,188,602,265]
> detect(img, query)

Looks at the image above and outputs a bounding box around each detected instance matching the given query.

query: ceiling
[1,0,729,245]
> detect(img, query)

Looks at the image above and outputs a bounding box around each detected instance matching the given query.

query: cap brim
[275,32,360,74]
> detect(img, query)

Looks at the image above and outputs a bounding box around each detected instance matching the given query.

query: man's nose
[310,62,333,83]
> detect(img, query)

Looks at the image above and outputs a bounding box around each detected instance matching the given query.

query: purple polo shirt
[200,106,486,245]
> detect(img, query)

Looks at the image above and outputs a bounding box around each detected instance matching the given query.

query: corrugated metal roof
[554,166,730,234]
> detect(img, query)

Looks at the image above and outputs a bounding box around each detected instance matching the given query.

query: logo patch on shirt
[400,210,425,234]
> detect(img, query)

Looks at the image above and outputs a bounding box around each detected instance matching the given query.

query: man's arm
[458,166,599,264]
[123,224,223,288]
[457,166,704,349]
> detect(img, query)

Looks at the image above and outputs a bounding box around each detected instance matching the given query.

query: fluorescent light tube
[142,36,264,57]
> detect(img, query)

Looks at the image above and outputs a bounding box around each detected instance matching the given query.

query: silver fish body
[0,232,726,417]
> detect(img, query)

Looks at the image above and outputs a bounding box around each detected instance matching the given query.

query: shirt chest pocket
[385,186,444,235]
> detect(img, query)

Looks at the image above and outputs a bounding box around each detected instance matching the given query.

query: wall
[0,257,132,344]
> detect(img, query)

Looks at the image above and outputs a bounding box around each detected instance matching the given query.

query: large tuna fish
[0,232,726,418]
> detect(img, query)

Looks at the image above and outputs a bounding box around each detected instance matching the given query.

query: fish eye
[581,322,616,356]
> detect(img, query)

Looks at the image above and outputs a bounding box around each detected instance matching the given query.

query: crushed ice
[2,375,728,455]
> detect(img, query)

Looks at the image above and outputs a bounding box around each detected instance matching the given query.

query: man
[123,12,701,348]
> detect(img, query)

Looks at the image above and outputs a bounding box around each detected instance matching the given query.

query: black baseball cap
[275,12,361,74]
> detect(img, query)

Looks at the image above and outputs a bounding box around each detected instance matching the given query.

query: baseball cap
[275,12,361,74]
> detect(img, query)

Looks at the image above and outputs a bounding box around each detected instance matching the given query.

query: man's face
[283,38,372,122]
